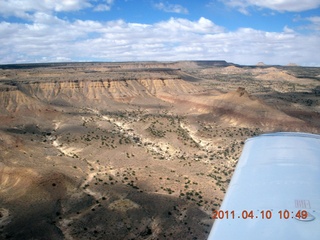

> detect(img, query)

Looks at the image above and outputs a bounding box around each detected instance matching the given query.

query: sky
[0,0,319,66]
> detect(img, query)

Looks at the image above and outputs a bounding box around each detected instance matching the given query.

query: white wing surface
[208,132,320,240]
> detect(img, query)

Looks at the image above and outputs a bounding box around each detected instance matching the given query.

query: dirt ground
[0,61,319,239]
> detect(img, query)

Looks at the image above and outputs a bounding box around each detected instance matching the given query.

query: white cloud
[46,0,91,11]
[0,0,116,18]
[94,0,114,11]
[219,0,250,15]
[283,25,295,33]
[308,16,320,23]
[293,15,320,31]
[222,0,320,13]
[306,16,320,30]
[0,0,92,18]
[154,2,188,14]
[155,17,224,33]
[0,16,319,66]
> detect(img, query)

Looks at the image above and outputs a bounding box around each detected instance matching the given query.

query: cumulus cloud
[283,25,295,33]
[293,15,320,32]
[222,0,320,13]
[0,15,319,65]
[94,0,114,11]
[306,16,320,30]
[308,16,320,23]
[0,0,115,18]
[154,2,188,14]
[155,17,224,33]
[0,0,92,18]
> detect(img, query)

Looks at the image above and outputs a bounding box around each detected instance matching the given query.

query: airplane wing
[208,132,320,240]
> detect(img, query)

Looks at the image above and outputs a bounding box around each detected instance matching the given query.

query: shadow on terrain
[1,179,212,240]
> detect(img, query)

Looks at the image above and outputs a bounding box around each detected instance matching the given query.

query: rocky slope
[0,61,319,239]
[0,67,198,113]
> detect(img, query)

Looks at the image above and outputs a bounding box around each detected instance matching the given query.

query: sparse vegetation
[1,62,319,240]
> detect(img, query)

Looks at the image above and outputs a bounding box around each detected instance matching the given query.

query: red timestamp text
[212,210,308,220]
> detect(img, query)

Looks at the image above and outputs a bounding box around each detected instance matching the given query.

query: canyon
[0,61,319,239]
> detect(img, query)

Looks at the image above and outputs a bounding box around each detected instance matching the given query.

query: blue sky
[0,0,319,65]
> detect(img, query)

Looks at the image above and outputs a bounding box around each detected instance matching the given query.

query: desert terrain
[0,61,319,239]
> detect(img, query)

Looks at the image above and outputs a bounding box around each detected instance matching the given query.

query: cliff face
[1,62,318,132]
[0,86,47,113]
[0,73,307,131]
[0,62,203,113]
[0,77,197,113]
